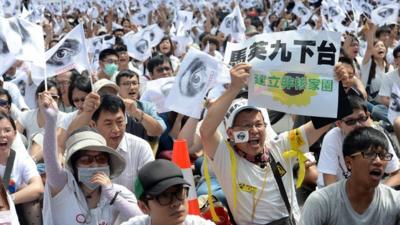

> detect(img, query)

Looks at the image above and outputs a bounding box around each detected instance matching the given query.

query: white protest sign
[371,4,399,27]
[123,31,151,62]
[292,1,312,25]
[219,5,245,42]
[0,18,16,75]
[43,24,90,83]
[175,10,193,37]
[165,48,230,118]
[140,76,176,113]
[131,9,150,26]
[224,30,341,118]
[388,84,400,125]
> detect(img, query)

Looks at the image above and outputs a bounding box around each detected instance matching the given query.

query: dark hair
[338,56,355,72]
[343,127,388,157]
[156,35,175,57]
[347,95,368,113]
[0,111,16,131]
[375,26,391,38]
[68,75,92,107]
[393,45,400,58]
[113,28,124,35]
[0,88,12,106]
[36,80,58,99]
[114,44,128,53]
[202,35,220,50]
[116,70,139,86]
[99,48,119,62]
[147,55,172,74]
[92,94,125,122]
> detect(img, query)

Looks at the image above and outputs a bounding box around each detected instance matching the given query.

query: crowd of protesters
[1,0,400,224]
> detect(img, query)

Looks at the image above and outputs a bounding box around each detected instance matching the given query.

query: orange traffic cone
[172,139,201,215]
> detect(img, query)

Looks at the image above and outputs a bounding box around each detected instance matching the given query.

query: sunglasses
[145,186,188,206]
[342,115,368,126]
[77,153,109,165]
[72,97,86,103]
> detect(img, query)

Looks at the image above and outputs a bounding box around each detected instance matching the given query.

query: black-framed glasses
[233,122,266,131]
[351,151,393,161]
[146,186,189,206]
[51,95,59,101]
[342,115,368,126]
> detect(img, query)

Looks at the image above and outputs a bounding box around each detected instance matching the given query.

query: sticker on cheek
[233,131,249,143]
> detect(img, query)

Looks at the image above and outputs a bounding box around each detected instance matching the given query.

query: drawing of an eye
[135,39,149,54]
[179,58,206,97]
[47,39,80,66]
[0,37,9,54]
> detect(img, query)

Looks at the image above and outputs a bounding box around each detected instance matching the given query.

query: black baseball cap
[134,159,190,199]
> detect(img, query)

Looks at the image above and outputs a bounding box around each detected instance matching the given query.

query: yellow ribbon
[203,157,220,222]
[283,128,307,188]
[225,140,238,210]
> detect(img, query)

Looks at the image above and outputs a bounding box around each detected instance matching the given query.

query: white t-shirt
[43,170,136,225]
[360,59,393,102]
[121,215,215,225]
[317,126,399,187]
[378,69,400,97]
[59,110,79,131]
[208,127,309,225]
[0,149,39,193]
[112,133,154,192]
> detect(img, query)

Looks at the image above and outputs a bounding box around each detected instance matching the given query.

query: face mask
[0,210,12,225]
[104,63,118,76]
[77,166,110,190]
[233,130,249,143]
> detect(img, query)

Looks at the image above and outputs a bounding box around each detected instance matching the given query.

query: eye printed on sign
[47,39,81,66]
[390,92,400,112]
[377,7,394,19]
[233,131,249,143]
[179,58,207,97]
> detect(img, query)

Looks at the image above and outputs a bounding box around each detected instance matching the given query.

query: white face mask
[0,210,12,225]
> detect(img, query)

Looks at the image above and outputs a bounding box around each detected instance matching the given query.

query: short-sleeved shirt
[300,180,400,225]
[208,127,309,225]
[317,126,399,187]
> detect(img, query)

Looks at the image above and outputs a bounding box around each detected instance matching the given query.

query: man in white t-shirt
[317,95,400,188]
[200,64,332,224]
[301,127,400,225]
[121,159,215,225]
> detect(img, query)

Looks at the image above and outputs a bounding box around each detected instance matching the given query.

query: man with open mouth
[300,127,400,225]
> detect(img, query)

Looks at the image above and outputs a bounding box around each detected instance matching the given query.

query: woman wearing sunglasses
[41,91,142,225]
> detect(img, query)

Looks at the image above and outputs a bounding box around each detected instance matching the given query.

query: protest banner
[219,5,245,42]
[224,30,341,118]
[388,84,400,125]
[140,76,176,113]
[371,4,399,27]
[165,47,230,118]
[42,24,90,84]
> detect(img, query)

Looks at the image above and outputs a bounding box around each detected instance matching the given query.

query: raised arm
[42,92,68,196]
[362,20,376,65]
[200,64,251,159]
[66,92,100,137]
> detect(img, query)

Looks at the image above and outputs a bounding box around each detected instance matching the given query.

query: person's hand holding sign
[229,63,252,90]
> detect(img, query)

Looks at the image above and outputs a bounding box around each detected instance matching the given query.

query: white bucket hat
[65,130,126,178]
